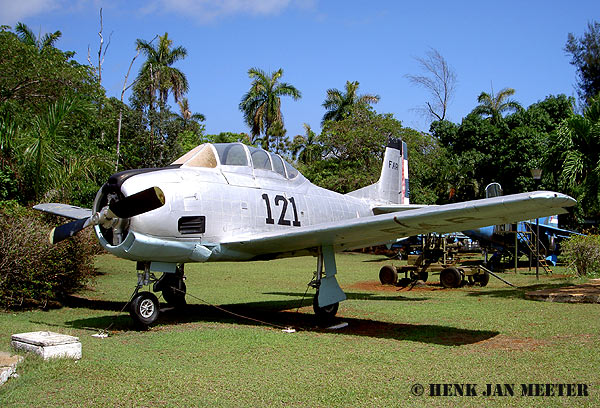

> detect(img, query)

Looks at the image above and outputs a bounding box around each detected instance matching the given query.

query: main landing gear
[128,263,187,327]
[309,246,346,324]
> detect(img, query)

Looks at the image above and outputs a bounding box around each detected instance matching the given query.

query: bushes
[0,202,96,308]
[561,234,600,276]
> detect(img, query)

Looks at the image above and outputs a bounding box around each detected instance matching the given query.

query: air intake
[178,216,206,234]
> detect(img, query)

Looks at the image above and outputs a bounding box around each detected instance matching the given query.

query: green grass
[1,253,599,407]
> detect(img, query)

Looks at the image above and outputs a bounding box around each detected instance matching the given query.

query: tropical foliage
[473,87,522,124]
[239,68,301,151]
[552,95,600,215]
[565,20,600,105]
[321,80,379,125]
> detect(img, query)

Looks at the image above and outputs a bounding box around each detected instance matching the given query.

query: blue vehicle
[463,184,580,271]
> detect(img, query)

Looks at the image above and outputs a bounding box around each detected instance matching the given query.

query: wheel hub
[139,298,155,318]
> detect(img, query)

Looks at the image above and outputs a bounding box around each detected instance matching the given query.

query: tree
[406,48,456,121]
[0,28,110,205]
[14,22,62,53]
[132,33,189,167]
[239,67,301,149]
[321,81,379,125]
[554,95,600,216]
[291,123,321,164]
[135,33,189,110]
[176,98,205,129]
[432,94,574,201]
[473,86,522,124]
[565,21,600,105]
[0,28,102,115]
[305,104,402,193]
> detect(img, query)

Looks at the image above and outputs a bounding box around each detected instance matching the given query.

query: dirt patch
[471,335,550,351]
[526,281,600,303]
[347,280,445,292]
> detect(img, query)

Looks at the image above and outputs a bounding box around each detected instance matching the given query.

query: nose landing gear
[128,263,187,328]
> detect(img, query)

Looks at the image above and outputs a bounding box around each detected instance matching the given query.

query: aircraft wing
[33,203,92,220]
[221,191,576,259]
[372,203,431,215]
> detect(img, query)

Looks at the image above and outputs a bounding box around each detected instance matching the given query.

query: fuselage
[93,143,375,263]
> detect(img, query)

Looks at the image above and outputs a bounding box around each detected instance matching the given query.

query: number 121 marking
[261,194,301,227]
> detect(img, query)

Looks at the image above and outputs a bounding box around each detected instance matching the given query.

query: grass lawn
[1,252,598,407]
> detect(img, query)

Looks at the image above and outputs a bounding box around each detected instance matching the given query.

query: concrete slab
[525,281,600,303]
[11,331,81,360]
[0,351,23,386]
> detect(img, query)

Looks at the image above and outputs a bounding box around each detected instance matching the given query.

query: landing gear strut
[310,247,346,324]
[129,263,187,327]
[154,265,187,308]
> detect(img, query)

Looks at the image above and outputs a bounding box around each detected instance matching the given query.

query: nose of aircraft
[91,169,167,246]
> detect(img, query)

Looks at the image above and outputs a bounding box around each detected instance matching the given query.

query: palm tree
[321,81,379,125]
[239,67,301,149]
[473,86,522,124]
[135,33,189,110]
[14,22,62,52]
[176,98,205,128]
[556,95,600,212]
[22,97,88,198]
[292,123,320,164]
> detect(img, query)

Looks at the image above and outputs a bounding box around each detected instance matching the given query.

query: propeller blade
[108,186,165,219]
[50,217,92,244]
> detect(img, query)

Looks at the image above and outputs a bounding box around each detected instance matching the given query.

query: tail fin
[346,138,409,204]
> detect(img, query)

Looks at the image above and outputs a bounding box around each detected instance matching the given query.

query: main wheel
[379,265,398,285]
[313,291,339,323]
[163,280,187,308]
[129,291,159,327]
[440,267,462,288]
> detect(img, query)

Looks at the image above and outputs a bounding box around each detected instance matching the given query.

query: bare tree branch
[115,48,141,171]
[406,48,457,122]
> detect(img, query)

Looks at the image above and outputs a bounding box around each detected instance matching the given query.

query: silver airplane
[35,138,576,326]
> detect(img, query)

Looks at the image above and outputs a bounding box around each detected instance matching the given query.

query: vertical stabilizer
[401,140,409,204]
[346,137,409,205]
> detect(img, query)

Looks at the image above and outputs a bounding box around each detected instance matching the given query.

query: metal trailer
[379,233,490,288]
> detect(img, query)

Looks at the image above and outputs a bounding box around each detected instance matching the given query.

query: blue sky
[0,1,596,138]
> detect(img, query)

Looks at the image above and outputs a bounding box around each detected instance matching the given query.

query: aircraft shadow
[264,291,431,302]
[62,295,497,346]
[465,282,577,299]
[361,257,397,263]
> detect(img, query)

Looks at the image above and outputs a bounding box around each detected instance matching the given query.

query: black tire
[474,270,490,287]
[440,267,462,288]
[163,280,187,308]
[129,291,160,327]
[313,291,339,323]
[379,265,398,285]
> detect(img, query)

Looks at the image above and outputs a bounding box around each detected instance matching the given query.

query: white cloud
[147,0,313,22]
[0,0,61,25]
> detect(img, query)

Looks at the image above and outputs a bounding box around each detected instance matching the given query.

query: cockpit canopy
[172,143,300,179]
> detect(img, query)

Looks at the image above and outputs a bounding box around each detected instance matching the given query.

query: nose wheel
[129,291,160,327]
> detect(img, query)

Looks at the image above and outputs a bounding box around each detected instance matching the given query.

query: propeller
[49,186,165,244]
